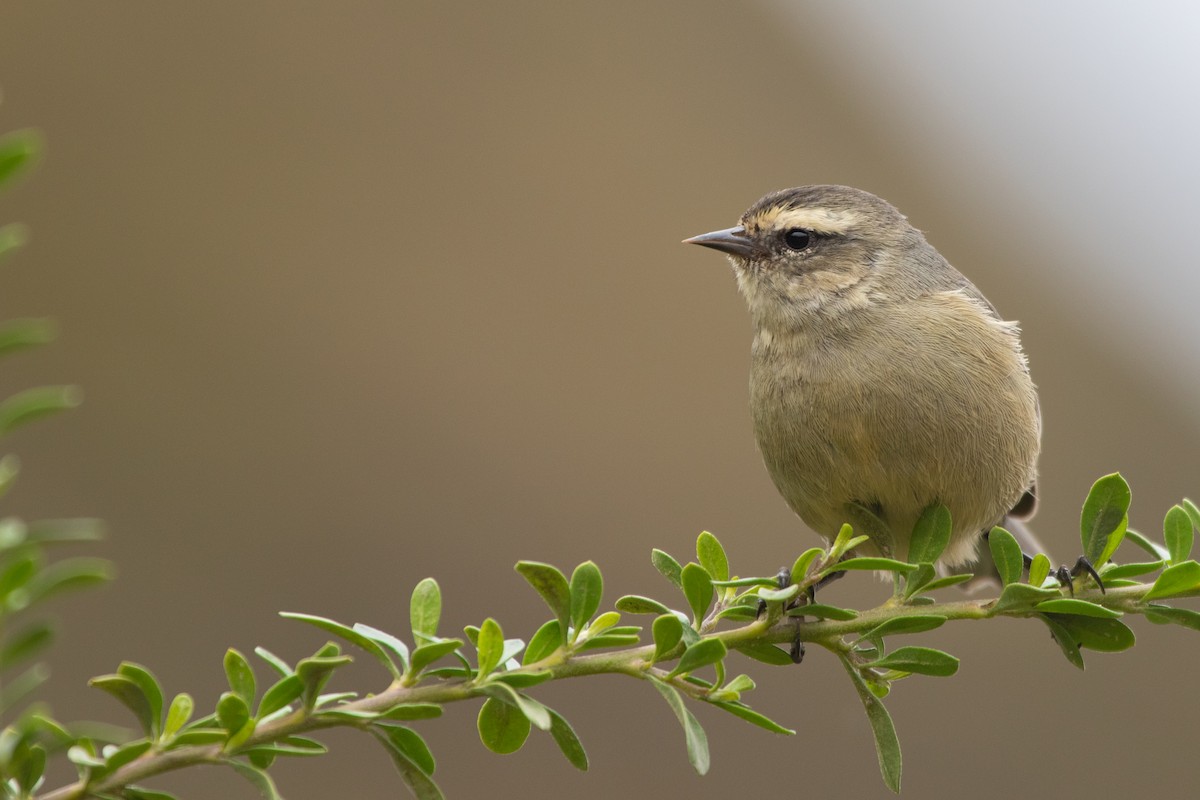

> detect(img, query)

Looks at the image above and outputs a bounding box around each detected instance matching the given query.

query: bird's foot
[789,633,805,664]
[1053,556,1105,596]
[756,566,795,619]
[754,567,806,663]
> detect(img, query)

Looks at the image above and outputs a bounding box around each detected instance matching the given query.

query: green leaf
[651,548,684,589]
[501,637,525,666]
[721,673,755,695]
[0,318,55,360]
[489,670,552,689]
[1044,613,1135,652]
[901,563,935,599]
[378,703,444,721]
[0,550,39,598]
[652,613,685,663]
[1145,560,1200,600]
[0,227,27,270]
[163,693,194,739]
[280,613,402,680]
[861,615,947,640]
[24,556,112,604]
[866,646,958,677]
[371,727,445,800]
[786,603,858,620]
[987,527,1023,586]
[100,739,152,774]
[1101,560,1164,580]
[715,601,760,621]
[588,611,622,634]
[1125,529,1170,561]
[14,742,47,791]
[1143,605,1200,631]
[169,729,227,747]
[1035,599,1122,618]
[829,557,916,574]
[790,547,825,585]
[1037,613,1085,669]
[615,594,671,615]
[241,736,328,758]
[0,455,19,501]
[733,643,794,666]
[1164,505,1194,565]
[0,664,47,716]
[1081,473,1131,565]
[295,649,352,710]
[352,623,410,674]
[1183,499,1200,536]
[515,561,570,637]
[649,678,709,775]
[0,386,82,437]
[756,584,801,606]
[907,504,951,565]
[0,622,53,669]
[696,531,729,582]
[477,696,530,754]
[0,129,41,188]
[410,578,442,644]
[124,787,178,800]
[314,690,358,707]
[224,649,256,706]
[66,742,104,770]
[256,675,302,718]
[216,692,252,737]
[318,710,381,724]
[374,725,434,776]
[681,562,714,625]
[1028,553,1051,587]
[568,561,603,639]
[547,707,589,770]
[710,700,795,734]
[669,638,727,678]
[840,655,901,793]
[475,617,504,678]
[247,748,277,771]
[917,573,975,592]
[408,639,463,677]
[522,619,563,665]
[992,582,1061,613]
[114,663,163,737]
[478,682,551,731]
[578,633,640,651]
[226,758,282,800]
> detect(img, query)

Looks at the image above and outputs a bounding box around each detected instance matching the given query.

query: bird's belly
[749,323,1038,562]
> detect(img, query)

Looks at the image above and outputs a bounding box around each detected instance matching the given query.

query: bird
[684,185,1048,574]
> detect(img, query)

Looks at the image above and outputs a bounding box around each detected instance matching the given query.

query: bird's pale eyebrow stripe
[757,207,860,235]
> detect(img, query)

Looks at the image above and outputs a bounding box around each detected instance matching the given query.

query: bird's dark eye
[783,228,812,251]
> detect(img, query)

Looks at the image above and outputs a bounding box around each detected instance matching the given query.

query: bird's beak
[682,225,766,258]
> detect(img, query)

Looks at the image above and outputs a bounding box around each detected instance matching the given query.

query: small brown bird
[686,186,1042,570]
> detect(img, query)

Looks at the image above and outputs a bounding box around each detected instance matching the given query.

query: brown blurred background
[1,2,1198,798]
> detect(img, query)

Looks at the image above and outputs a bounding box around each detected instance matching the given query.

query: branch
[23,478,1200,799]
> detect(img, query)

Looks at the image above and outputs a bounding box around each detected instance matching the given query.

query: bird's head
[685,185,926,328]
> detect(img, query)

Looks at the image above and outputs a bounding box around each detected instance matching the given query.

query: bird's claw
[1053,556,1105,596]
[789,634,805,664]
[755,566,794,620]
[755,566,806,663]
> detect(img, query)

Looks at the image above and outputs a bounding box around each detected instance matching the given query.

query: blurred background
[1,2,1198,798]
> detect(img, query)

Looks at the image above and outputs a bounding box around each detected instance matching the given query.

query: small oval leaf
[987,527,1023,587]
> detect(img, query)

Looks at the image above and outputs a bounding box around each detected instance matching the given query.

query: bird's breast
[746,293,1040,562]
